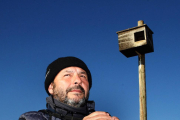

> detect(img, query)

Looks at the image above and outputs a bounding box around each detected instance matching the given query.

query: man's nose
[73,74,82,85]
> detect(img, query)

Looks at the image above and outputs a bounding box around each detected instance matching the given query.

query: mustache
[66,85,85,93]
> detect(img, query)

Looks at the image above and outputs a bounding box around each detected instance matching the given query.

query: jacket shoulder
[19,110,48,120]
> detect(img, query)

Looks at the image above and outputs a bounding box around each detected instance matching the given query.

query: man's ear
[48,83,54,95]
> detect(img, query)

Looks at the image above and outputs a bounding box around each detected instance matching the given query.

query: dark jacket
[19,96,95,120]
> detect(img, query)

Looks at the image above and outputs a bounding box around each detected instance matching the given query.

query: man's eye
[64,74,70,77]
[80,75,87,78]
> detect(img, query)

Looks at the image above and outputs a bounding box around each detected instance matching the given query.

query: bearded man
[19,56,119,120]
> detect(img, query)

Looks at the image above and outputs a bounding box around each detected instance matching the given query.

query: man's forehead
[61,67,87,73]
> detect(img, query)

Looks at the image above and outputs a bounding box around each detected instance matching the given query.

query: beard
[52,83,89,108]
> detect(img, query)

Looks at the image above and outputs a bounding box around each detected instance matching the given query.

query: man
[19,56,119,120]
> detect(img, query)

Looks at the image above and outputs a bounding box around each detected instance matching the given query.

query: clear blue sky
[1,0,180,120]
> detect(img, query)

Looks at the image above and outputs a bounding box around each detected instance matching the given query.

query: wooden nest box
[116,20,154,57]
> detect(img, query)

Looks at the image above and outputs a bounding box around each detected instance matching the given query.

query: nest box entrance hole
[134,31,145,42]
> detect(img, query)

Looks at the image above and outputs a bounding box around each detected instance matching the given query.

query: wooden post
[137,20,147,120]
[138,54,147,120]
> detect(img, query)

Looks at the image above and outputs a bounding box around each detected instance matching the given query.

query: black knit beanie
[45,56,92,95]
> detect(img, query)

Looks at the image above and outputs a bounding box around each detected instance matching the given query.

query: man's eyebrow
[79,71,88,76]
[63,70,87,74]
[80,71,87,74]
[64,70,73,73]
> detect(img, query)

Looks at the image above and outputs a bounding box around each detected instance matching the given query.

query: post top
[138,20,144,26]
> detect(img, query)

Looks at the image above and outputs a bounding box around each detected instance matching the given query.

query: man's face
[48,67,89,107]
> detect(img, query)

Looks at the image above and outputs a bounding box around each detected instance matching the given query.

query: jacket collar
[46,96,95,116]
